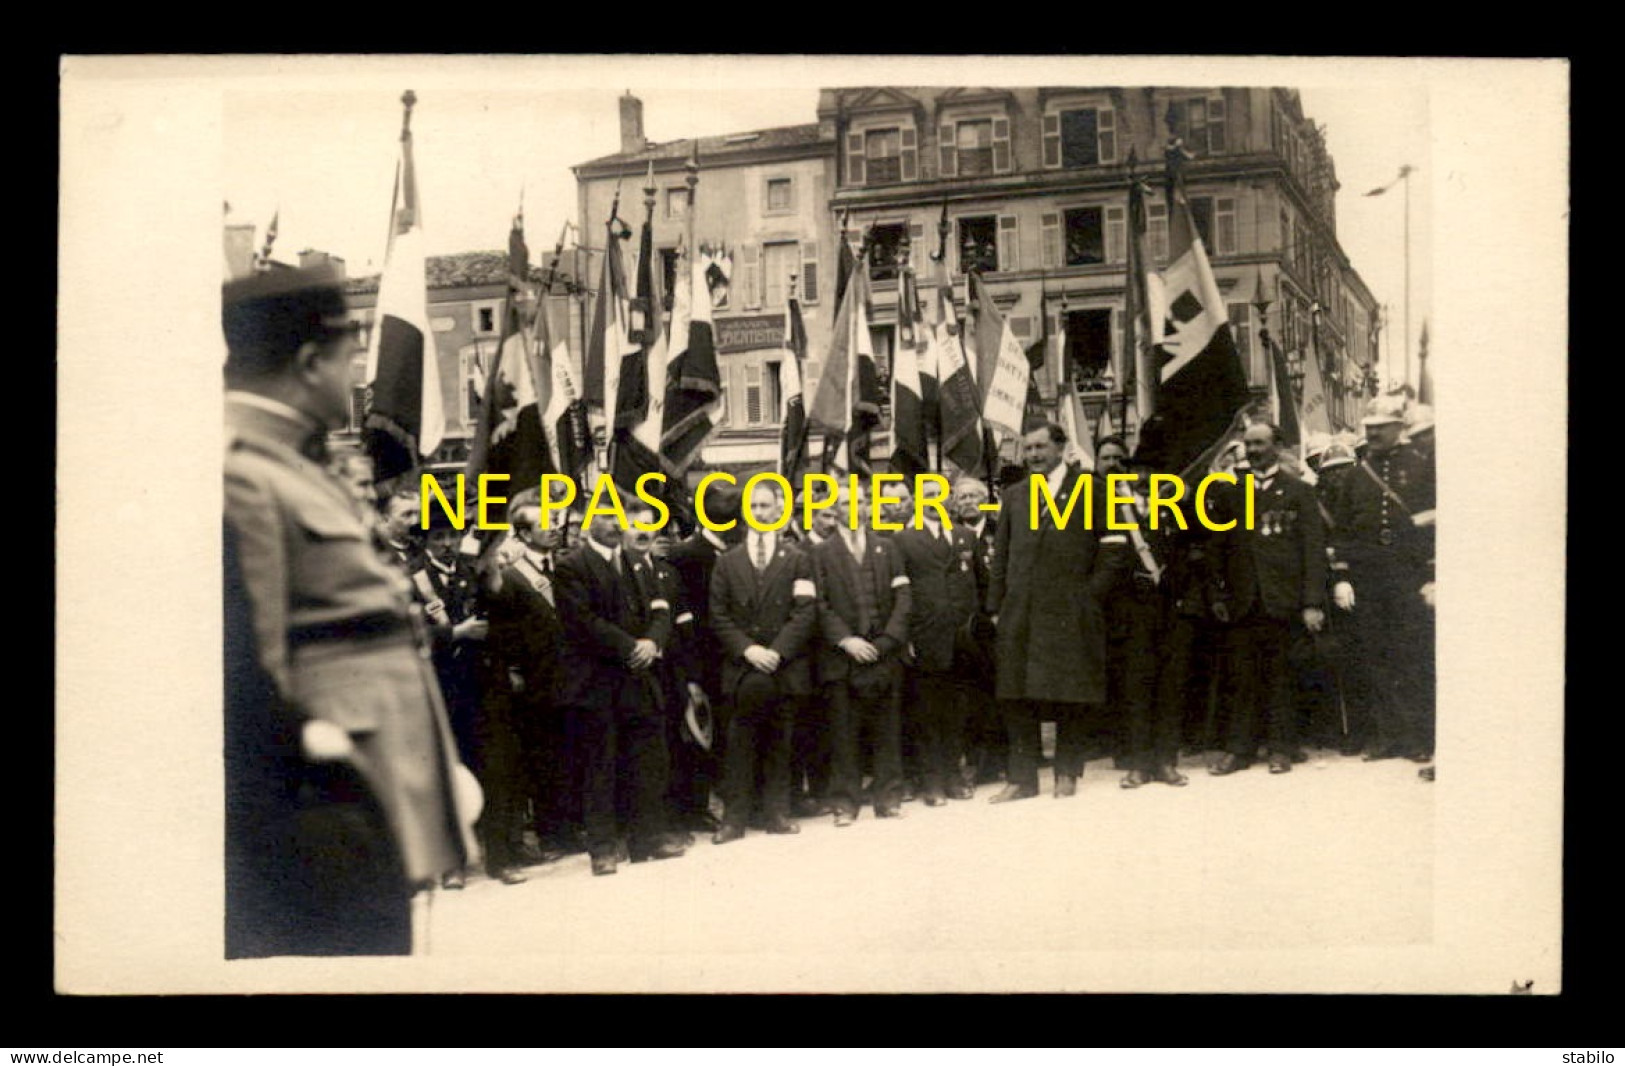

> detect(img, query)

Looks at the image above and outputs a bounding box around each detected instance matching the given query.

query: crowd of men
[222,265,1437,957]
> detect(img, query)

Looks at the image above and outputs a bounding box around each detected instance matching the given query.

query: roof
[342,250,552,296]
[574,123,831,171]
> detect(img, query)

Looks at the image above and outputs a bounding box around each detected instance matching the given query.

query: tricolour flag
[363,103,444,484]
[1137,171,1251,474]
[1057,384,1094,470]
[464,212,551,520]
[932,279,984,475]
[779,293,809,481]
[900,264,938,453]
[609,204,667,492]
[1124,167,1158,421]
[537,289,590,498]
[809,247,878,475]
[1298,320,1333,438]
[890,303,929,482]
[662,246,726,476]
[968,270,1031,440]
[1266,332,1303,450]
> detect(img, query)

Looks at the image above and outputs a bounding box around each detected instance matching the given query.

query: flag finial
[400,90,416,136]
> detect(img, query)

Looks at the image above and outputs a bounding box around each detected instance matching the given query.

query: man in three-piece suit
[1209,421,1329,776]
[709,481,819,842]
[811,481,914,825]
[893,501,982,804]
[987,423,1134,801]
[553,502,686,876]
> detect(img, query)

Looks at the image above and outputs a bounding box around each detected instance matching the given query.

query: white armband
[793,578,816,597]
[674,611,695,625]
[1100,534,1128,545]
[649,598,671,612]
[1410,508,1436,528]
[891,574,911,589]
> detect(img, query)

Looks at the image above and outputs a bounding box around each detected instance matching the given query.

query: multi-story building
[819,85,1381,451]
[571,93,838,474]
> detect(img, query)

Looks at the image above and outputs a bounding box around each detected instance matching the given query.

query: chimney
[298,249,344,278]
[619,92,644,155]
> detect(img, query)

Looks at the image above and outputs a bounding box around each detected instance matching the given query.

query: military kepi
[222,263,349,374]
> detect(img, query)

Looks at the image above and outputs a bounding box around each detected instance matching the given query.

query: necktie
[753,535,767,572]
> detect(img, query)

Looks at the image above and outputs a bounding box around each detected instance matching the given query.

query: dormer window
[939,116,1011,178]
[846,124,918,186]
[1043,105,1117,169]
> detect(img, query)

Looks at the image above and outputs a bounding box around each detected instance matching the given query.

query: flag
[536,289,590,497]
[779,293,810,480]
[1057,384,1094,470]
[363,104,444,484]
[932,278,984,475]
[609,205,667,491]
[1135,172,1252,474]
[585,216,639,412]
[900,263,939,454]
[890,294,929,481]
[1266,332,1304,450]
[1416,320,1433,406]
[1298,326,1332,439]
[662,246,726,476]
[464,211,551,515]
[968,271,1031,440]
[809,250,879,475]
[1125,171,1157,420]
[1022,299,1054,433]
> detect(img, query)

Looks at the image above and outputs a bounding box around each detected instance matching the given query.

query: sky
[219,57,1435,390]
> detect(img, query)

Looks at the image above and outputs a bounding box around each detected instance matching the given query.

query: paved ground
[423,748,1433,989]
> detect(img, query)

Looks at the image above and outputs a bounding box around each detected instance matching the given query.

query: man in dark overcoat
[986,423,1133,801]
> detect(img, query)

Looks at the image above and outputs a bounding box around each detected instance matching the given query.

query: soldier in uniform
[1324,396,1437,762]
[222,264,477,956]
[409,505,489,888]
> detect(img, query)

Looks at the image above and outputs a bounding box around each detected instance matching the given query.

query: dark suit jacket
[893,525,981,673]
[484,552,562,701]
[988,465,1134,704]
[710,538,817,698]
[1214,469,1328,622]
[553,543,673,711]
[666,531,727,695]
[810,533,913,682]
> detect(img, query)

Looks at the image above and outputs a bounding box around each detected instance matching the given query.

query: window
[939,117,1011,178]
[998,215,1019,273]
[1044,107,1116,168]
[1063,207,1105,267]
[764,177,794,214]
[958,215,998,274]
[763,241,799,309]
[1215,197,1237,257]
[1064,308,1112,386]
[471,300,501,337]
[865,128,901,184]
[868,223,910,282]
[660,248,680,304]
[1167,94,1227,156]
[665,187,688,221]
[1040,212,1062,269]
[1189,196,1214,252]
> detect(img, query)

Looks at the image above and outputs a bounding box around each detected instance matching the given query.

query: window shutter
[800,241,820,305]
[1216,197,1236,256]
[939,123,957,178]
[1098,108,1117,164]
[1040,212,1061,269]
[909,221,925,244]
[1042,112,1061,168]
[846,131,865,186]
[1105,206,1126,264]
[900,126,918,182]
[1209,96,1227,153]
[992,117,1011,173]
[746,363,763,425]
[741,243,762,310]
[997,214,1019,273]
